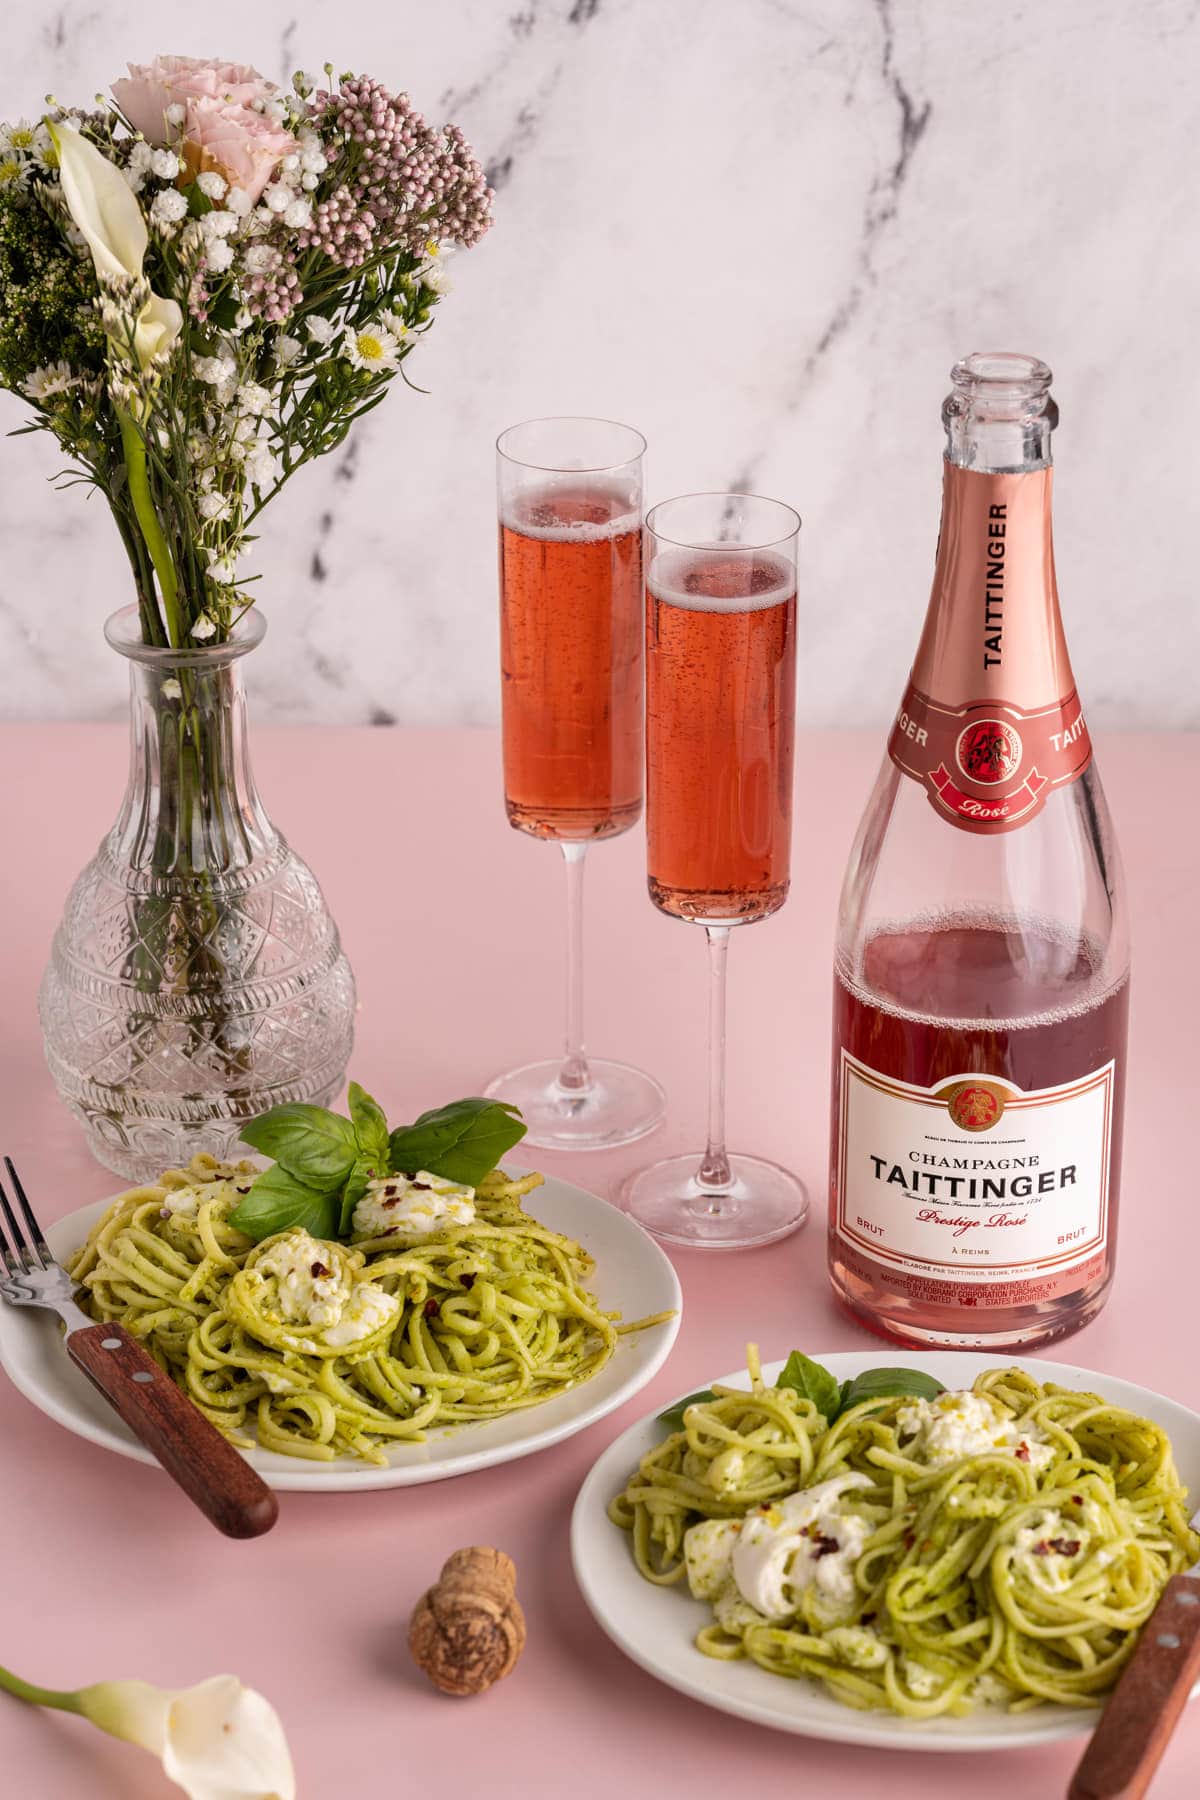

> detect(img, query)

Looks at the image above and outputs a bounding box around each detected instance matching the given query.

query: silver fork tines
[0,1157,50,1274]
[0,1159,86,1320]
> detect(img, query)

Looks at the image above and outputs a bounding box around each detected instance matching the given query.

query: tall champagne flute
[486,417,666,1149]
[621,493,808,1246]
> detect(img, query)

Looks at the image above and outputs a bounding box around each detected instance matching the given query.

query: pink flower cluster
[112,56,293,202]
[299,75,493,270]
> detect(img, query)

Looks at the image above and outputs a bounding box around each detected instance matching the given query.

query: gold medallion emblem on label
[940,1079,1009,1132]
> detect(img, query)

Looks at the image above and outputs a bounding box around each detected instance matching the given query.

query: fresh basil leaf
[658,1389,717,1431]
[229,1163,339,1243]
[337,1157,375,1239]
[388,1097,526,1187]
[241,1103,357,1189]
[837,1367,947,1415]
[347,1082,390,1170]
[777,1350,843,1422]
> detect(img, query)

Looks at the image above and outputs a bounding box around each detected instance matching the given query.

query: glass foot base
[484,1058,665,1151]
[621,1152,809,1249]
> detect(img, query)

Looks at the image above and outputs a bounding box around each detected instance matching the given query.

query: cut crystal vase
[39,605,356,1181]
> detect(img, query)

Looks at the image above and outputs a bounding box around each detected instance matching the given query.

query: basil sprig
[229,1084,526,1243]
[657,1352,945,1432]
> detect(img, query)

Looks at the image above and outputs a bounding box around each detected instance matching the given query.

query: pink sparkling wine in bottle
[828,353,1129,1351]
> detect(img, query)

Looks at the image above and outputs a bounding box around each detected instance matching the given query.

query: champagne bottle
[828,353,1128,1349]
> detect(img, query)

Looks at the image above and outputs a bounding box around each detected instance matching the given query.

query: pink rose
[112,55,294,202]
[113,55,273,143]
[181,96,295,202]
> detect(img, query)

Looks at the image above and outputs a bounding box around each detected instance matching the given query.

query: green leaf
[388,1097,526,1187]
[836,1367,947,1415]
[777,1351,843,1422]
[657,1389,717,1431]
[241,1103,357,1189]
[229,1163,339,1243]
[338,1157,375,1239]
[347,1082,390,1171]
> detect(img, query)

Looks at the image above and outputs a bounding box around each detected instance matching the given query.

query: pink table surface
[0,723,1196,1800]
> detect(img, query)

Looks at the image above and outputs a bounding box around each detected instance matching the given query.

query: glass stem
[697,925,733,1190]
[557,841,591,1093]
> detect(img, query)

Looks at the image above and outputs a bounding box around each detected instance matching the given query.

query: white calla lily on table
[0,1664,296,1800]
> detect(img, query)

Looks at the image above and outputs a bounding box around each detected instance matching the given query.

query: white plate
[0,1172,681,1491]
[571,1351,1200,1752]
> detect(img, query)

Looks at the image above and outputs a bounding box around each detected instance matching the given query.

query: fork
[0,1158,278,1539]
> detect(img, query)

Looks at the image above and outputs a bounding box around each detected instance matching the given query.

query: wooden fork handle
[1068,1570,1200,1799]
[67,1321,278,1539]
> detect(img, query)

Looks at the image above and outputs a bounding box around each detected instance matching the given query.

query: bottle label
[889,683,1092,834]
[889,463,1092,834]
[834,1049,1115,1300]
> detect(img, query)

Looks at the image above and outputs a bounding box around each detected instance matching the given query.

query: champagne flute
[486,417,666,1149]
[621,493,808,1246]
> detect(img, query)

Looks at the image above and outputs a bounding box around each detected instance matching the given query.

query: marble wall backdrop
[1,0,1196,728]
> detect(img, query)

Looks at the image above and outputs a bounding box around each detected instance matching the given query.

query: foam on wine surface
[502,481,640,544]
[648,548,794,614]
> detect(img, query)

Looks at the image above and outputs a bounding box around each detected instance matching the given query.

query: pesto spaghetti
[609,1348,1200,1716]
[68,1155,662,1465]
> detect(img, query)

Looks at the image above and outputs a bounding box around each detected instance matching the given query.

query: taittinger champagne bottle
[828,352,1129,1349]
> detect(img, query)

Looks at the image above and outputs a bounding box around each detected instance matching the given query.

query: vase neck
[112,648,275,876]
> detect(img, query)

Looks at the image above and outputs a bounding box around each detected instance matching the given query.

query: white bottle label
[835,1050,1114,1286]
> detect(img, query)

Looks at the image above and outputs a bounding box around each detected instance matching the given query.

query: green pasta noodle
[609,1347,1199,1717]
[68,1154,666,1465]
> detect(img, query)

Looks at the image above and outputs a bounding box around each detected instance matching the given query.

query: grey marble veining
[1,0,1196,729]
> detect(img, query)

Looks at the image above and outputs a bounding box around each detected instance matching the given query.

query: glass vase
[39,605,357,1182]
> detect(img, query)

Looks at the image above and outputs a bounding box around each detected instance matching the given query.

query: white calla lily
[0,1665,296,1800]
[48,120,182,367]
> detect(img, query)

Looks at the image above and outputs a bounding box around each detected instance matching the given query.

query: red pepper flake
[1014,1441,1031,1462]
[861,1612,876,1625]
[310,1262,330,1278]
[811,1534,840,1560]
[1046,1537,1082,1557]
[412,1180,431,1191]
[1071,1495,1083,1505]
[904,1531,916,1549]
[423,1298,440,1319]
[461,1273,476,1290]
[759,1503,772,1514]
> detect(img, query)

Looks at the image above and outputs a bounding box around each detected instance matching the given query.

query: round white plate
[571,1350,1200,1751]
[0,1171,681,1491]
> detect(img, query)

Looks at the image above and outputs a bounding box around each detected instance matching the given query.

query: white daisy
[342,323,400,374]
[0,117,37,153]
[0,154,27,190]
[21,361,79,401]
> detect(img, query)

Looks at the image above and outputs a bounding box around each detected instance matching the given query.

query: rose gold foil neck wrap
[911,462,1074,711]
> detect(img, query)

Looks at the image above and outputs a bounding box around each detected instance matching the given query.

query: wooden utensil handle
[1068,1570,1200,1800]
[68,1322,278,1539]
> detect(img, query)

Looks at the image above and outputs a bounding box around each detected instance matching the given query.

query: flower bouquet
[0,57,493,1178]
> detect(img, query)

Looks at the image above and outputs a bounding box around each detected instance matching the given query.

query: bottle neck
[910,459,1072,710]
[111,651,275,877]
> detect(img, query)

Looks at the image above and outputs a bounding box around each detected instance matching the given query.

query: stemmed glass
[621,493,809,1246]
[485,417,666,1149]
